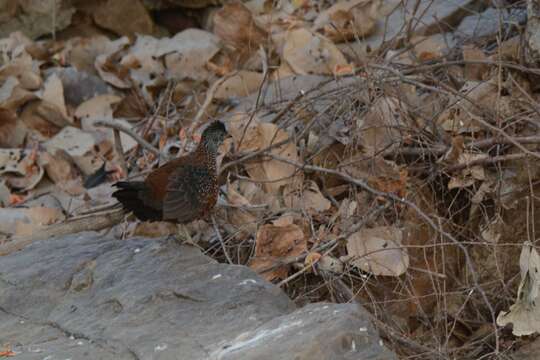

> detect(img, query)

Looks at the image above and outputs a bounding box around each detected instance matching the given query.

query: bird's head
[201,121,228,152]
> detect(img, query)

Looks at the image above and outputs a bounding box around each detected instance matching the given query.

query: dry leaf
[463,45,489,80]
[284,180,331,214]
[283,28,350,75]
[93,0,153,37]
[346,226,409,276]
[447,153,487,189]
[213,2,267,63]
[76,94,122,121]
[42,73,68,119]
[395,34,454,64]
[0,206,65,236]
[313,0,380,42]
[0,148,44,191]
[128,29,221,82]
[44,126,97,158]
[236,178,270,205]
[272,214,297,227]
[226,180,259,237]
[438,79,511,133]
[318,254,344,273]
[0,108,27,147]
[19,101,62,140]
[0,31,32,57]
[372,168,408,198]
[229,115,301,193]
[497,242,540,336]
[0,52,42,90]
[0,76,36,111]
[439,136,464,165]
[34,100,72,128]
[249,220,306,281]
[44,126,101,176]
[302,181,332,212]
[497,36,520,61]
[341,153,401,187]
[61,36,116,75]
[95,37,131,89]
[113,92,148,119]
[338,198,358,219]
[40,150,85,196]
[75,95,137,153]
[480,215,504,243]
[359,96,406,155]
[214,71,264,100]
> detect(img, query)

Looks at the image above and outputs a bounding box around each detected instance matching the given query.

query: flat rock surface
[0,233,395,360]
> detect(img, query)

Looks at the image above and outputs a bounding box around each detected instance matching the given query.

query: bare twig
[217,200,268,210]
[193,71,238,127]
[269,91,305,124]
[220,137,291,174]
[142,81,173,138]
[113,128,128,177]
[211,214,233,265]
[445,153,529,172]
[389,136,540,157]
[94,119,162,158]
[236,70,270,151]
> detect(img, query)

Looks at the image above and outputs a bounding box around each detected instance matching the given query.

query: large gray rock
[0,233,395,360]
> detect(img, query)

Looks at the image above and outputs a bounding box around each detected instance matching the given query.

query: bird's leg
[175,223,194,246]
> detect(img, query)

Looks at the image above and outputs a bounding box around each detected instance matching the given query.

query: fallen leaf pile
[0,0,539,357]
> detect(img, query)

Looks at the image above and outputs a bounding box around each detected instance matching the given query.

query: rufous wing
[162,165,214,223]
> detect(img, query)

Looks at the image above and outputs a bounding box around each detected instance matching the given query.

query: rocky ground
[0,232,396,359]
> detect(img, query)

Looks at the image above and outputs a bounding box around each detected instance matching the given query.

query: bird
[112,121,228,235]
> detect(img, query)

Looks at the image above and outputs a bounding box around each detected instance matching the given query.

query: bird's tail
[112,182,162,221]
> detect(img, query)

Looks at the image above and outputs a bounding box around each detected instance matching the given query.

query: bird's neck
[195,141,218,172]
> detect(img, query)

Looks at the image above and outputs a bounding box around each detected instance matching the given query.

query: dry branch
[445,153,529,172]
[113,128,129,176]
[94,119,162,158]
[211,214,233,265]
[193,71,238,126]
[391,136,540,157]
